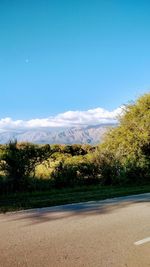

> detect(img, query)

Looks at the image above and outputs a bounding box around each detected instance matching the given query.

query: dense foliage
[98,93,150,182]
[0,93,149,193]
[0,141,51,191]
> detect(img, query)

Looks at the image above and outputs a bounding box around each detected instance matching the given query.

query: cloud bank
[0,107,123,131]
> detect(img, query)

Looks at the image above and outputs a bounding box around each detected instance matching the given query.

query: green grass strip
[0,184,150,213]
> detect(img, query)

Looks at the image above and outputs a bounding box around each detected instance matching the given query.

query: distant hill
[0,123,116,144]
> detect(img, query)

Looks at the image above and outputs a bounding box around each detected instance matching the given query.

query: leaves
[0,141,52,190]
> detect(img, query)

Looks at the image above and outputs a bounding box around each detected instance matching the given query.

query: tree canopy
[97,93,150,182]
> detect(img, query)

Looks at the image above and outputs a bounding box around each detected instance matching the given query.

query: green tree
[0,140,51,190]
[99,93,150,182]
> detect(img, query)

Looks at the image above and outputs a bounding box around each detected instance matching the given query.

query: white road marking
[134,237,150,246]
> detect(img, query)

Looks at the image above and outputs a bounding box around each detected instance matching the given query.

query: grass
[0,183,150,213]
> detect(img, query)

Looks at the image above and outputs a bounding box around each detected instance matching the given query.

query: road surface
[0,193,150,267]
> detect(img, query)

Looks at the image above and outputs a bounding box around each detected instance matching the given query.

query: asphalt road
[0,193,150,267]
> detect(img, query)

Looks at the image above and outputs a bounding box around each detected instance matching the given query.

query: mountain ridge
[0,123,116,144]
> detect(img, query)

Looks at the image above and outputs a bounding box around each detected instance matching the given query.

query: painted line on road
[134,237,150,246]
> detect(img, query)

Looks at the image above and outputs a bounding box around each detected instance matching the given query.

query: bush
[92,149,123,185]
[0,140,52,191]
[51,156,100,188]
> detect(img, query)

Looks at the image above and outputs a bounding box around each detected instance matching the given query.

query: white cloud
[0,107,123,130]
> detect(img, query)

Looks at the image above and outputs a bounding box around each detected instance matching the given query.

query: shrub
[0,140,52,191]
[51,156,100,188]
[92,149,123,185]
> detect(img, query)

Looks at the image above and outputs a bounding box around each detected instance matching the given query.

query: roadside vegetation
[0,93,150,211]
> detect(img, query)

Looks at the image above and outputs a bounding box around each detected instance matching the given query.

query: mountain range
[0,123,116,144]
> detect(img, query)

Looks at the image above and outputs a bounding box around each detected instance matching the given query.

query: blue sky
[0,0,150,125]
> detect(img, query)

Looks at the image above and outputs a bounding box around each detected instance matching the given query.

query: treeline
[0,142,97,192]
[0,93,150,193]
